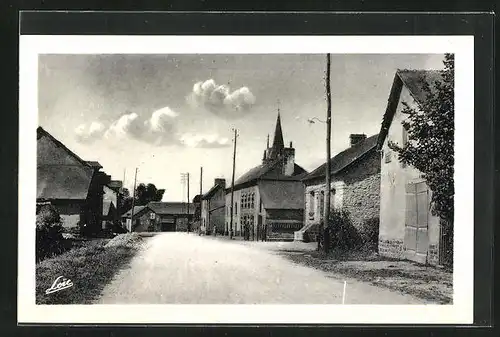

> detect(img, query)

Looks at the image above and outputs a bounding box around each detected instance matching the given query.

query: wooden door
[404,181,429,264]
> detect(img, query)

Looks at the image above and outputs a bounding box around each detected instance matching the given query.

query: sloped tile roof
[86,161,103,169]
[147,202,195,215]
[202,183,224,200]
[303,134,379,181]
[37,165,94,200]
[122,205,146,218]
[258,180,305,210]
[37,126,99,201]
[377,69,444,149]
[232,160,307,190]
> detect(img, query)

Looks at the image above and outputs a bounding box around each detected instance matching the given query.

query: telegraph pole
[181,172,191,232]
[130,168,138,232]
[229,128,238,239]
[187,172,190,232]
[323,53,332,254]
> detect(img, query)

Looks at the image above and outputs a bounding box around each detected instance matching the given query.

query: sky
[38,53,445,202]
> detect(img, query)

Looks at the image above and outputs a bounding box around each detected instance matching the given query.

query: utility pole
[200,167,203,197]
[187,172,190,232]
[323,53,332,254]
[229,128,238,239]
[130,168,138,232]
[181,172,190,232]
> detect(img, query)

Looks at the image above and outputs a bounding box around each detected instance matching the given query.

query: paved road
[96,233,427,304]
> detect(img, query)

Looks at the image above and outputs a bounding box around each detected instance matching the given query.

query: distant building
[225,112,308,241]
[122,202,194,232]
[296,134,381,248]
[36,127,112,236]
[192,194,202,233]
[201,179,226,235]
[377,69,450,266]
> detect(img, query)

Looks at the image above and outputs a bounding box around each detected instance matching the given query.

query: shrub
[360,217,380,251]
[326,210,362,251]
[36,204,71,262]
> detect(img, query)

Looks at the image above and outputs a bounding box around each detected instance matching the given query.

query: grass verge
[280,250,453,304]
[36,233,144,304]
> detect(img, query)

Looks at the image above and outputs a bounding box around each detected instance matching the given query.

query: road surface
[96,233,427,304]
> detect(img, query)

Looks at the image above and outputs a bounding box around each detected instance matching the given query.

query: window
[259,200,262,213]
[234,202,237,215]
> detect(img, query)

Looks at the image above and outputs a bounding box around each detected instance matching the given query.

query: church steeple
[271,111,284,152]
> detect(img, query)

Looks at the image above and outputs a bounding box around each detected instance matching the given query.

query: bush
[360,217,380,251]
[36,204,71,262]
[326,210,362,251]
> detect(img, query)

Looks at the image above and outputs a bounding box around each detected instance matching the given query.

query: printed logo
[45,276,73,295]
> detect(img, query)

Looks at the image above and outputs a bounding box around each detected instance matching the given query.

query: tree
[136,183,165,205]
[119,184,166,214]
[389,53,454,224]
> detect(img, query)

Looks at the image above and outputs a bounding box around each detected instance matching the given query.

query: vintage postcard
[19,35,474,324]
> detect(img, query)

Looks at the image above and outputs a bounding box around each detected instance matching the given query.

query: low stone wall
[427,244,440,266]
[378,238,404,259]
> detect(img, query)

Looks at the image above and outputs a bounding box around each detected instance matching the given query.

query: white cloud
[77,107,181,146]
[179,133,230,148]
[188,79,256,117]
[74,121,106,143]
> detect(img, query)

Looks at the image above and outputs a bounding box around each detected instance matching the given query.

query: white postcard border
[19,35,474,324]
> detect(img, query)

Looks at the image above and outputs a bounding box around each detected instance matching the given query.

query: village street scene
[35,53,454,305]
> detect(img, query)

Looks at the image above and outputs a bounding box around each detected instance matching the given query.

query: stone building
[123,202,194,232]
[224,112,308,241]
[36,126,115,236]
[201,178,226,235]
[295,133,381,249]
[377,69,451,266]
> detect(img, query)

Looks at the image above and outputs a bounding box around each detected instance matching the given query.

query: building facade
[36,127,113,236]
[224,112,307,241]
[377,69,449,266]
[297,134,381,248]
[123,202,195,232]
[201,179,226,235]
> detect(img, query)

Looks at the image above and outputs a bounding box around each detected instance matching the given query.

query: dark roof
[37,165,94,200]
[303,134,379,181]
[147,202,195,215]
[202,183,224,200]
[377,69,444,149]
[86,161,103,169]
[37,127,93,169]
[107,180,123,191]
[230,161,307,191]
[192,195,202,203]
[122,205,146,218]
[37,127,96,200]
[258,180,305,210]
[271,112,284,151]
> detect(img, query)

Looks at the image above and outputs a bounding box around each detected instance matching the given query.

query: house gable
[37,127,95,201]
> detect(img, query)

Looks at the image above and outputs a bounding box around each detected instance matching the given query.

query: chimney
[214,178,226,187]
[350,134,367,147]
[289,141,293,148]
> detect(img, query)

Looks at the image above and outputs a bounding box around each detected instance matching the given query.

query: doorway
[404,181,430,264]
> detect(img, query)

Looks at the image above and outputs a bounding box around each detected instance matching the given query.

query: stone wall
[378,238,404,259]
[340,150,381,241]
[427,243,440,266]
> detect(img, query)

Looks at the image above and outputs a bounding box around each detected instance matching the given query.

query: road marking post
[342,281,347,304]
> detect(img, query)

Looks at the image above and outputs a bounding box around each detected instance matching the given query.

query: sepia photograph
[18,35,474,324]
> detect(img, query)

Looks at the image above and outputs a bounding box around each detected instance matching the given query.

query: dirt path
[96,233,429,304]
